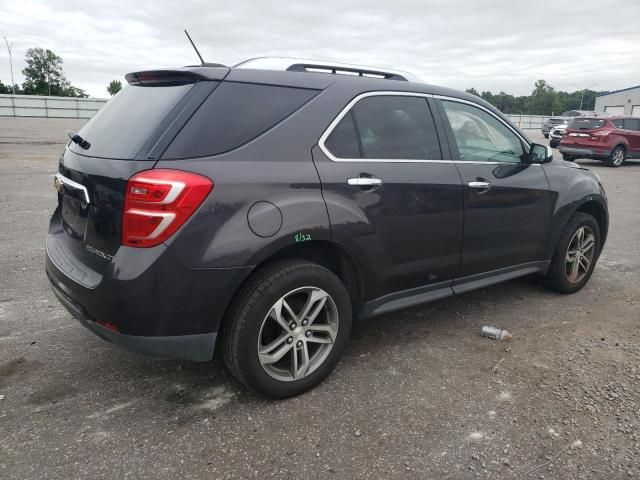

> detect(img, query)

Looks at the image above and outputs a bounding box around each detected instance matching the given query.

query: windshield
[568,118,606,130]
[69,84,194,159]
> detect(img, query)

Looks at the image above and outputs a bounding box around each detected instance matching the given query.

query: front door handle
[468,181,491,194]
[347,177,382,187]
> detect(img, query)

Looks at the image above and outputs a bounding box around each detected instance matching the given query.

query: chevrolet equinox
[46,58,609,398]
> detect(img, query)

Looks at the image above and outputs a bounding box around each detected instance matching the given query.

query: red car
[559,116,640,167]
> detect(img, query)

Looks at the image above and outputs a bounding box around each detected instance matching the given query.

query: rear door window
[324,95,441,160]
[69,84,195,159]
[163,83,318,158]
[353,96,442,160]
[324,112,361,158]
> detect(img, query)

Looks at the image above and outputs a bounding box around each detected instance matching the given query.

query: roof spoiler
[125,68,227,86]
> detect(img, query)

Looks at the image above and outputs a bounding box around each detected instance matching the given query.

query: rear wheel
[562,153,575,162]
[544,134,549,139]
[223,260,352,398]
[607,145,625,167]
[544,212,600,293]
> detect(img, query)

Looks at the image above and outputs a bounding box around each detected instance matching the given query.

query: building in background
[595,85,640,116]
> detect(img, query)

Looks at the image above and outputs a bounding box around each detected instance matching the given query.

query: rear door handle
[347,177,382,187]
[468,181,491,194]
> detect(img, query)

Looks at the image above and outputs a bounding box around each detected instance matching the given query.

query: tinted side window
[441,100,525,163]
[352,96,442,160]
[163,83,318,158]
[324,112,361,158]
[623,118,640,131]
[611,119,624,129]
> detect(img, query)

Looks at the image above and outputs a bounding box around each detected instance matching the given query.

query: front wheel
[544,212,600,293]
[607,146,625,167]
[223,260,352,398]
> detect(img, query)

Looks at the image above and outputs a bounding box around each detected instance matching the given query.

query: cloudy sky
[1,0,639,98]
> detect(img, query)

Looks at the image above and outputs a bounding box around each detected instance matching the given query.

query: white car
[549,123,568,148]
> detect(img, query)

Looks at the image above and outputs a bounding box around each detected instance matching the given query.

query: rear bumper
[46,235,252,361]
[558,146,611,159]
[49,279,216,361]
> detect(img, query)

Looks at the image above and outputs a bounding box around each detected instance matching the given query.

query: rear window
[163,82,318,159]
[70,84,194,159]
[568,118,606,130]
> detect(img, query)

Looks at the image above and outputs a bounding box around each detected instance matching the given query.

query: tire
[562,153,575,162]
[544,134,549,139]
[544,212,600,294]
[606,145,625,167]
[223,260,352,398]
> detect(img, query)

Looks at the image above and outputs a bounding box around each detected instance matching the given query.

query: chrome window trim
[318,91,535,166]
[318,91,445,163]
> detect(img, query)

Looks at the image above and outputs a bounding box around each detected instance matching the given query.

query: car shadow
[41,274,553,415]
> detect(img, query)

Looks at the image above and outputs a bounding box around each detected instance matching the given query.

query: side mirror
[529,143,553,164]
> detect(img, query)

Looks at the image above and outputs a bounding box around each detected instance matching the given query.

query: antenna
[184,29,204,65]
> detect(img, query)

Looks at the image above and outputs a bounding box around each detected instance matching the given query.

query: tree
[464,81,604,115]
[21,48,87,97]
[526,79,556,115]
[0,80,20,94]
[107,80,122,96]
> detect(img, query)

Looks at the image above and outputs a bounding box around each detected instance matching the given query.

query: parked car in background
[542,110,597,138]
[542,117,567,138]
[562,110,597,117]
[549,123,568,148]
[559,116,640,167]
[46,58,609,398]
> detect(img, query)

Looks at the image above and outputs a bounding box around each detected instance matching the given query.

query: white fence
[0,93,550,131]
[0,94,107,119]
[506,114,550,130]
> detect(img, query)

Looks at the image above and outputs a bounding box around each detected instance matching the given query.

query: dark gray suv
[46,59,608,398]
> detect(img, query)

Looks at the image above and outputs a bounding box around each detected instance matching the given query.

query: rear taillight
[592,129,612,138]
[122,169,213,248]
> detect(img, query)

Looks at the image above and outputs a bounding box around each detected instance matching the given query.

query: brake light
[122,169,213,248]
[592,130,611,137]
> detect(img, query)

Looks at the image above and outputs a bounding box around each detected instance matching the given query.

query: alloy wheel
[612,148,625,166]
[565,226,596,283]
[257,286,339,382]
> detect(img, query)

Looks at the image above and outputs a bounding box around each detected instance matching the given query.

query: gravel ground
[0,117,638,479]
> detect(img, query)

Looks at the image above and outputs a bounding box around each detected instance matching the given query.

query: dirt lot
[0,117,638,479]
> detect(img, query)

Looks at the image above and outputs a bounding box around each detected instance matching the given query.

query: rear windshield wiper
[68,131,91,150]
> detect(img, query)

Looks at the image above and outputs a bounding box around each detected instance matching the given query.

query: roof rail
[233,57,422,83]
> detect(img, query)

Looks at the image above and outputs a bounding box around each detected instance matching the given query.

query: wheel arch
[613,142,628,153]
[574,199,608,251]
[213,240,366,355]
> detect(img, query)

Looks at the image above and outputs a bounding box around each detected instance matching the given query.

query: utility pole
[580,83,597,110]
[3,36,16,95]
